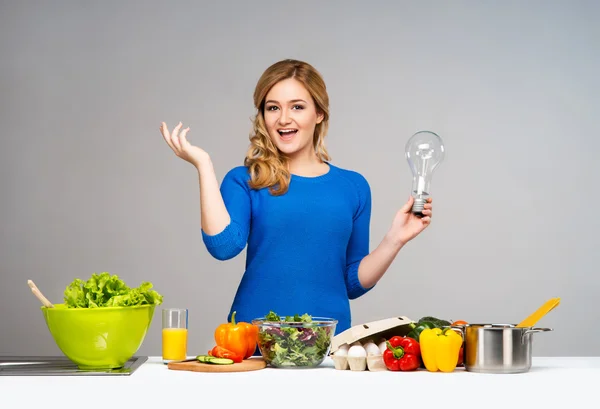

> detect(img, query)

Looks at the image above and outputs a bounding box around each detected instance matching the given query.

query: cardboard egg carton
[329,316,416,371]
[330,316,415,354]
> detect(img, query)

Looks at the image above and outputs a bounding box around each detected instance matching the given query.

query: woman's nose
[278,109,291,125]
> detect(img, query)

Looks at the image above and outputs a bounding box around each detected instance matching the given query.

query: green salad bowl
[41,303,156,369]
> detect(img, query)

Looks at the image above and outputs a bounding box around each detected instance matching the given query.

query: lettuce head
[64,272,163,308]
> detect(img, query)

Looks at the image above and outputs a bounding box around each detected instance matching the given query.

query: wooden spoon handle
[27,280,54,308]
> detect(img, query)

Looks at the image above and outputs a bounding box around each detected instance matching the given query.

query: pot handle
[521,327,553,344]
[448,325,466,340]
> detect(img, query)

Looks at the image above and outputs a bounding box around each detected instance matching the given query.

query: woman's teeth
[278,129,297,140]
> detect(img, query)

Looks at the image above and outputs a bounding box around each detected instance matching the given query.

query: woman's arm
[196,157,231,235]
[160,122,250,259]
[357,196,432,288]
[160,122,231,234]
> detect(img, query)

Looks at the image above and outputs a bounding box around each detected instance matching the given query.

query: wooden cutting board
[167,357,267,373]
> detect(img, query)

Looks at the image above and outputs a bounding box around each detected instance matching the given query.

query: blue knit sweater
[201,163,374,335]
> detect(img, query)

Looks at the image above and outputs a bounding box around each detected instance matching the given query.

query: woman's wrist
[383,230,406,252]
[195,153,213,174]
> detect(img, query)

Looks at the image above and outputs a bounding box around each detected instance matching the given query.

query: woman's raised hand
[388,196,433,246]
[160,121,209,168]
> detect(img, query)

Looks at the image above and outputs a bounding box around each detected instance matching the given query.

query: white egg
[364,341,381,356]
[334,344,349,357]
[378,340,388,354]
[348,344,367,358]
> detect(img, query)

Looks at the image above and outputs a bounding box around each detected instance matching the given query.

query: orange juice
[162,328,187,361]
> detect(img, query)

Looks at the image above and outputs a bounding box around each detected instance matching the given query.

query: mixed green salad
[257,311,334,367]
[63,272,163,308]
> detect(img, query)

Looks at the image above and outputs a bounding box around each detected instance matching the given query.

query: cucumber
[195,355,234,365]
[206,357,234,365]
[196,355,212,363]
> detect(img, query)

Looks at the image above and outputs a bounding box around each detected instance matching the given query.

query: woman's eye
[266,106,278,111]
[293,105,304,110]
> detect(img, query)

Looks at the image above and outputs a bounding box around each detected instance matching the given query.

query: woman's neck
[287,150,328,177]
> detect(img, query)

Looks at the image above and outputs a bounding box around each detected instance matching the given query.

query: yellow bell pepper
[420,327,463,372]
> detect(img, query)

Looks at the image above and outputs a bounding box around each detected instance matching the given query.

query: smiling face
[263,78,324,159]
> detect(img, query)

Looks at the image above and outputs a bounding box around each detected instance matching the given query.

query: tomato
[452,320,468,326]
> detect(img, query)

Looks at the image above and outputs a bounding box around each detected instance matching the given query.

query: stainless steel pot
[452,324,552,374]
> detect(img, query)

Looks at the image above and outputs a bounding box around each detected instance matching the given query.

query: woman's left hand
[388,196,433,246]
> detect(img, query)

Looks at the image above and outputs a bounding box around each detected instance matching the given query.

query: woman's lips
[278,129,297,141]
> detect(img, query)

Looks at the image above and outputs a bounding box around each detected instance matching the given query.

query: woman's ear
[316,110,324,124]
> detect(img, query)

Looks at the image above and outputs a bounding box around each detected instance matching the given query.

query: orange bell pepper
[214,311,258,359]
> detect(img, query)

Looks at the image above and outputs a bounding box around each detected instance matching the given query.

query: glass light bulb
[405,130,445,215]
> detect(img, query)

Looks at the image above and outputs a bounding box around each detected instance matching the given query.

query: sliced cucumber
[196,355,212,363]
[195,355,234,365]
[206,357,234,365]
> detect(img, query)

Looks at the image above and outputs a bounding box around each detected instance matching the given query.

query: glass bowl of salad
[252,311,337,368]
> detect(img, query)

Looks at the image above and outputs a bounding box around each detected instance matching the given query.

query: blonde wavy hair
[244,59,331,196]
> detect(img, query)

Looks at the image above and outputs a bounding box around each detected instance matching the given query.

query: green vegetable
[418,316,451,328]
[63,272,163,308]
[196,355,234,365]
[406,316,452,342]
[258,311,333,367]
[406,322,436,342]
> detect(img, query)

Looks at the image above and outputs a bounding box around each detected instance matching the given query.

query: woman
[160,59,433,335]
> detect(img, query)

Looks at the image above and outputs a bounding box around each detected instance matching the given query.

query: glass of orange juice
[162,308,188,364]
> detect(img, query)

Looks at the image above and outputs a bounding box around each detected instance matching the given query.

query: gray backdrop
[1,0,598,358]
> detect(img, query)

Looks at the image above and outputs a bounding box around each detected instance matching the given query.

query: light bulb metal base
[411,198,427,216]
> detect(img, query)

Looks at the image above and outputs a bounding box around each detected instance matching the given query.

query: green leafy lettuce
[63,272,163,308]
[258,311,333,367]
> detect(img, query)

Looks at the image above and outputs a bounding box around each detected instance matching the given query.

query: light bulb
[405,130,445,215]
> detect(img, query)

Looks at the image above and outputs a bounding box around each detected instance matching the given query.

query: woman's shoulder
[329,163,370,191]
[223,165,251,180]
[220,165,252,190]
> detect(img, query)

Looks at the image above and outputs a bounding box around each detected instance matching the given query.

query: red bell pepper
[383,336,421,371]
[457,346,464,366]
[208,345,243,363]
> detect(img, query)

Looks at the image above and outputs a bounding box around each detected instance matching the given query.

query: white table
[1,357,598,408]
